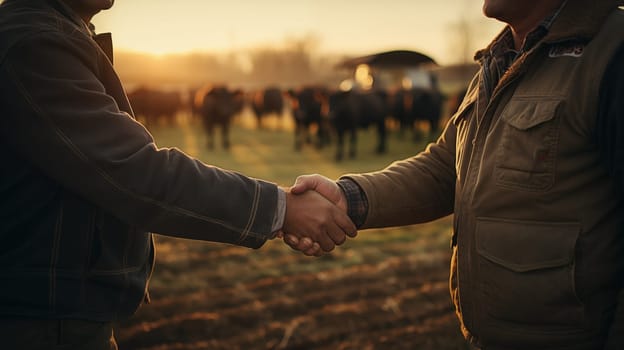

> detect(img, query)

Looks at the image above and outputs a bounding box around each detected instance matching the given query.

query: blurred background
[93,0,502,91]
[93,0,502,349]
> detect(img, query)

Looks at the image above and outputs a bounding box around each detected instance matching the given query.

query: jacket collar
[45,0,94,37]
[475,0,621,61]
[47,0,114,63]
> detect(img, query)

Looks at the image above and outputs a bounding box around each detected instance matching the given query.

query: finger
[295,175,345,208]
[284,234,299,247]
[291,174,319,194]
[334,211,358,239]
[305,242,322,256]
[323,211,351,245]
[312,242,322,255]
[296,237,315,251]
[325,226,347,246]
[285,235,316,252]
[316,233,335,252]
[304,242,321,256]
[304,224,335,251]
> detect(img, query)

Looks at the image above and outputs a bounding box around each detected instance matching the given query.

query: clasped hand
[280,174,357,256]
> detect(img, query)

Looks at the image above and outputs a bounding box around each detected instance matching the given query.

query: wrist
[270,187,287,238]
[336,178,368,228]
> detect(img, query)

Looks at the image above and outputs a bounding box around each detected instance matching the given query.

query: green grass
[149,114,438,185]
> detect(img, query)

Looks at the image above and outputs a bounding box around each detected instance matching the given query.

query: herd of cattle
[127,84,460,161]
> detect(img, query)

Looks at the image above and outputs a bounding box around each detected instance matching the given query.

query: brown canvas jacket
[0,0,278,320]
[344,0,624,348]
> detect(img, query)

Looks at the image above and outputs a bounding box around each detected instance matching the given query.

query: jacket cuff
[270,188,286,238]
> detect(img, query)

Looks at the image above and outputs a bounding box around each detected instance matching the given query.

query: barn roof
[337,49,437,69]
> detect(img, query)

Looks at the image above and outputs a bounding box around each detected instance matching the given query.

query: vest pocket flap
[500,98,562,130]
[475,218,580,272]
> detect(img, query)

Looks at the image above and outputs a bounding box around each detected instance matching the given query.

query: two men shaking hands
[281,174,357,257]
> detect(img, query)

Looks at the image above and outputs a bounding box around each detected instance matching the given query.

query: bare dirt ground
[115,220,468,350]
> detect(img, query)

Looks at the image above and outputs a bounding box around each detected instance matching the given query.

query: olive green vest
[451,8,624,349]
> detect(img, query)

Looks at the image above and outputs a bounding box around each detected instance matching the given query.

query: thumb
[291,174,318,194]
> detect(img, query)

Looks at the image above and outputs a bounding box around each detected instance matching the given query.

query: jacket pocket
[495,97,562,191]
[475,217,584,327]
[89,210,145,276]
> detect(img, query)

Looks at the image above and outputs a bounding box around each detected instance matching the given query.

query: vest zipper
[456,67,520,342]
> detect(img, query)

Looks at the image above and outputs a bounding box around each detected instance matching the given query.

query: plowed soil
[115,120,469,349]
[115,219,468,350]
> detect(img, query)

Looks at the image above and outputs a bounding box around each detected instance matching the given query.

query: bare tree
[446,0,476,64]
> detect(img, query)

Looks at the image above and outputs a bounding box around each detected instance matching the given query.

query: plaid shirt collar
[492,1,567,57]
[484,1,568,96]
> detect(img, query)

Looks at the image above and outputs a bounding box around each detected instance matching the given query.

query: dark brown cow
[251,86,284,128]
[127,86,182,128]
[195,86,244,150]
[388,87,445,141]
[287,86,331,151]
[328,89,388,161]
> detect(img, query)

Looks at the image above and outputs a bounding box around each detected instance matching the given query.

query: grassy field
[115,112,467,350]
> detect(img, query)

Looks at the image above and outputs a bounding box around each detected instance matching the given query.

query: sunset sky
[92,0,504,65]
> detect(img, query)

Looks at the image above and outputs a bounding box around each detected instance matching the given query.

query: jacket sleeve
[0,31,277,248]
[597,43,624,350]
[341,118,457,229]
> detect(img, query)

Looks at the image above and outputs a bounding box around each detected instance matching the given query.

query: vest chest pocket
[495,98,562,191]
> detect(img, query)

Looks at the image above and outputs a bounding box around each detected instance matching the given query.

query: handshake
[279,174,357,257]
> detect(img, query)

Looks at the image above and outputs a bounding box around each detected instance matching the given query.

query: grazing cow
[328,89,388,161]
[127,86,182,128]
[195,86,245,150]
[287,86,331,151]
[388,87,444,141]
[251,87,284,128]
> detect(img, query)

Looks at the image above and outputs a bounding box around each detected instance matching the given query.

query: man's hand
[282,174,357,255]
[282,189,355,255]
[291,174,348,214]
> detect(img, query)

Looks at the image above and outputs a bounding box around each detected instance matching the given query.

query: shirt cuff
[270,188,287,238]
[337,178,368,228]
